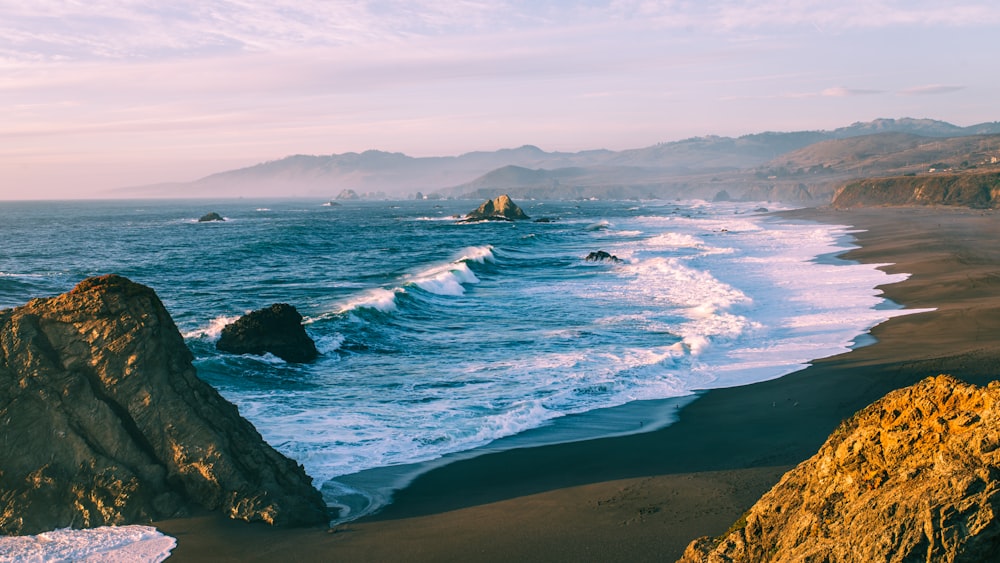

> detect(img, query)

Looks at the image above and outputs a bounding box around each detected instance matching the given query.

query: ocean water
[0,198,921,544]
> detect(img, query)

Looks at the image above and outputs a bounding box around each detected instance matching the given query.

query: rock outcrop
[585,250,622,263]
[680,375,1000,562]
[0,275,328,535]
[216,304,319,363]
[831,171,1000,209]
[464,194,530,221]
[198,212,224,222]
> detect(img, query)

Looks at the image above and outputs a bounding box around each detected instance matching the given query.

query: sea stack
[216,303,320,363]
[198,212,225,222]
[464,194,530,221]
[0,275,328,535]
[681,375,1000,562]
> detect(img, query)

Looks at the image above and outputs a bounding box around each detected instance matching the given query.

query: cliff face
[0,275,328,535]
[831,172,1000,209]
[680,375,1000,562]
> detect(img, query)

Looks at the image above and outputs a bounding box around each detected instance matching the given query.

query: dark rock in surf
[198,212,225,222]
[217,303,319,363]
[0,275,328,535]
[533,217,556,223]
[713,190,732,202]
[585,250,622,263]
[464,194,530,221]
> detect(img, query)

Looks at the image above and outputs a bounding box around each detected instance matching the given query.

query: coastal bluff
[680,375,1000,562]
[0,275,328,535]
[831,171,1000,209]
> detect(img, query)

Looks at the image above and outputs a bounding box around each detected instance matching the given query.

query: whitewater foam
[0,526,175,563]
[182,314,240,340]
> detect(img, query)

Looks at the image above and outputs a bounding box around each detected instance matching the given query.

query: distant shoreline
[158,205,1000,561]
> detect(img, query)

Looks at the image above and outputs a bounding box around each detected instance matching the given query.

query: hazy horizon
[3,1,999,199]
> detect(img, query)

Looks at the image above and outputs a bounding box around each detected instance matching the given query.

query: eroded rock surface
[0,275,328,535]
[680,375,1000,562]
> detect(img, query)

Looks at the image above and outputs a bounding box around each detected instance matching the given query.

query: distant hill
[830,117,1000,138]
[113,118,1000,201]
[763,133,1000,174]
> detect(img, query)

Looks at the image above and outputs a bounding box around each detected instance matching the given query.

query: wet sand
[159,206,1000,562]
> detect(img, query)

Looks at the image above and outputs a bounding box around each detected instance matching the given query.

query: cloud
[613,0,1000,31]
[3,1,999,64]
[898,84,966,95]
[720,85,884,101]
[0,1,509,62]
[821,87,883,97]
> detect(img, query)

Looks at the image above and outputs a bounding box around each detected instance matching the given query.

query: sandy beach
[158,206,1000,562]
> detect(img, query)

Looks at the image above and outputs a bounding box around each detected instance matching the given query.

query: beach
[158,205,1000,562]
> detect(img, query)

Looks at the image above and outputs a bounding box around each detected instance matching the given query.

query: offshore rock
[585,250,622,263]
[197,212,224,222]
[0,275,328,535]
[216,303,319,363]
[464,194,530,221]
[680,375,1000,563]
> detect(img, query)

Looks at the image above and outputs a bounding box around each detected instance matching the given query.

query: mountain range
[115,118,1000,202]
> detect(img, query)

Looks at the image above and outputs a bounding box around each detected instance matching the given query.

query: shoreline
[159,205,1000,561]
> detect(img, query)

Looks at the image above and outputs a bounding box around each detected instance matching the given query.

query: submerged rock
[0,275,328,535]
[464,194,530,221]
[585,250,622,263]
[680,375,1000,562]
[198,212,224,222]
[216,303,319,363]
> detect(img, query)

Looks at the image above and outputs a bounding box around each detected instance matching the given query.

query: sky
[2,1,999,199]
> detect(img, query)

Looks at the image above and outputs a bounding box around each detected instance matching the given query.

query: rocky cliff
[831,171,1000,209]
[680,375,1000,562]
[0,275,328,535]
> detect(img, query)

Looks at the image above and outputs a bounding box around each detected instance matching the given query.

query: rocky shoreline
[7,206,1000,561]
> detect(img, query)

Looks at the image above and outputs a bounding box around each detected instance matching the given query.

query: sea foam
[0,526,175,563]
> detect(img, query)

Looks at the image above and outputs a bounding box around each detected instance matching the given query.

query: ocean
[0,197,919,559]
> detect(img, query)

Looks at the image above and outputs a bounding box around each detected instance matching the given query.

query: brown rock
[464,194,530,221]
[0,275,328,535]
[680,375,1000,562]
